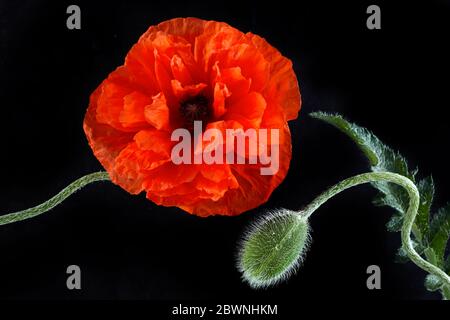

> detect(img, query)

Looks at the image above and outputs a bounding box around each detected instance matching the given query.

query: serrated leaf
[444,255,450,274]
[424,247,440,267]
[425,274,442,292]
[395,247,410,263]
[395,240,424,263]
[310,112,382,167]
[416,176,434,241]
[386,214,404,232]
[429,204,450,267]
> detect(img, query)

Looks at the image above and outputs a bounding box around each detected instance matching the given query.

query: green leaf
[425,274,443,292]
[395,247,410,263]
[395,240,424,263]
[309,112,382,167]
[429,204,450,267]
[424,247,440,267]
[386,213,404,232]
[416,177,434,241]
[444,255,450,274]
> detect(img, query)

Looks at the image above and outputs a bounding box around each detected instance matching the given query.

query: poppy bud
[237,209,310,288]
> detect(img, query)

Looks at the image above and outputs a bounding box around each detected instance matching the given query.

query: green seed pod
[237,209,310,289]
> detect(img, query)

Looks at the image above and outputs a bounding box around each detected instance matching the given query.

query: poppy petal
[224,92,267,129]
[144,92,170,131]
[247,33,301,121]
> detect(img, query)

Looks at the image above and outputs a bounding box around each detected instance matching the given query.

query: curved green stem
[301,171,450,288]
[0,171,110,226]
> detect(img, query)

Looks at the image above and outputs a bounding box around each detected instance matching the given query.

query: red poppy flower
[83,17,301,216]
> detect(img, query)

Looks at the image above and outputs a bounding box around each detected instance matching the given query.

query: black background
[0,0,449,305]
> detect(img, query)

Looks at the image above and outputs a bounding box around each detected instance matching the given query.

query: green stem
[0,171,110,226]
[301,171,450,289]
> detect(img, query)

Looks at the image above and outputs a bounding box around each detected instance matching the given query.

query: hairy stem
[301,171,450,289]
[0,171,110,226]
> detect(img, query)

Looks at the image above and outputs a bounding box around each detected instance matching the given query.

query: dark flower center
[179,95,211,130]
